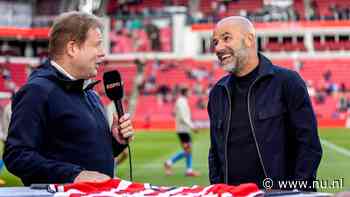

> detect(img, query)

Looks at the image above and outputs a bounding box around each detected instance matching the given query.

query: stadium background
[0,0,349,193]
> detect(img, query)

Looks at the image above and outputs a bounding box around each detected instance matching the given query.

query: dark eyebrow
[212,32,231,43]
[220,32,232,37]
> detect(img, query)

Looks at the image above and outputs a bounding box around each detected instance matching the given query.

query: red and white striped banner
[49,178,263,197]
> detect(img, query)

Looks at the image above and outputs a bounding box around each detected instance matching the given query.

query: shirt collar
[50,60,100,92]
[50,60,76,80]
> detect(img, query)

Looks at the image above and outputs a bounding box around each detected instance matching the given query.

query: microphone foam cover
[103,70,124,100]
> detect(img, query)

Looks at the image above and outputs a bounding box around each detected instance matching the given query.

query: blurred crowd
[109,0,350,24]
[302,67,350,120]
[110,18,168,53]
[2,0,350,55]
[137,59,214,110]
[0,59,17,93]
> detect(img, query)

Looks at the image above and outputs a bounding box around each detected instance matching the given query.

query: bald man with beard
[207,16,322,191]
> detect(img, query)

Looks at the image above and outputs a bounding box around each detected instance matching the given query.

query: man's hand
[112,113,134,144]
[74,170,110,183]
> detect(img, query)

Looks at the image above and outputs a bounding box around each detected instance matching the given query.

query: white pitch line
[321,139,350,158]
[119,163,208,169]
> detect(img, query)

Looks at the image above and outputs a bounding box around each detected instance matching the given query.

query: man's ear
[66,40,77,57]
[244,33,255,48]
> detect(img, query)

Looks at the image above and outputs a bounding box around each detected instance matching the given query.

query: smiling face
[49,12,105,80]
[70,27,105,79]
[212,23,250,74]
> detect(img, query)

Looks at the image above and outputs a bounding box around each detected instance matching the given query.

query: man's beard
[220,49,246,74]
[222,59,239,73]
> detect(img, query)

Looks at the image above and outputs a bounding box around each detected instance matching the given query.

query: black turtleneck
[227,65,265,187]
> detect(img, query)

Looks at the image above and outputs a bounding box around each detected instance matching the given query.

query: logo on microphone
[106,81,123,90]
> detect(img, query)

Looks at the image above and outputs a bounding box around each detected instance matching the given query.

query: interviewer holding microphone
[4,11,134,186]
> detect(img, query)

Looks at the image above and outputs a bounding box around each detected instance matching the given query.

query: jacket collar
[37,60,100,92]
[217,52,275,88]
[56,78,101,92]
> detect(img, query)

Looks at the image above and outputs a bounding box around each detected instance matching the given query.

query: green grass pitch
[0,128,349,193]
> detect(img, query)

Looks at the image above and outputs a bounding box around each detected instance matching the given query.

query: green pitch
[1,128,349,193]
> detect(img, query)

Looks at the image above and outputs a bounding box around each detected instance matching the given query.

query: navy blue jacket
[4,60,126,186]
[208,53,322,190]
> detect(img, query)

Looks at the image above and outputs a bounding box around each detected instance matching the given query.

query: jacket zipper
[224,86,232,184]
[247,77,268,178]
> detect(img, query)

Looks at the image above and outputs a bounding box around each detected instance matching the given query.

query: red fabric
[50,178,263,197]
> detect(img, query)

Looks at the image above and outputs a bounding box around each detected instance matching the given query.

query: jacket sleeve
[91,91,127,158]
[4,84,83,185]
[112,138,127,157]
[207,95,224,184]
[208,144,223,184]
[284,71,322,183]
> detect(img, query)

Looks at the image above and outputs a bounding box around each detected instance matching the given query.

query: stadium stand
[91,57,349,129]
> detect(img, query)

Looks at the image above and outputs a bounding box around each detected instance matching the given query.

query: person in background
[0,96,12,185]
[164,87,200,177]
